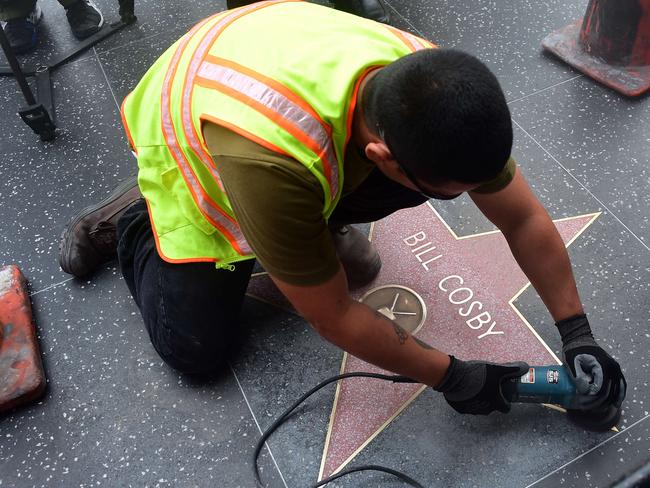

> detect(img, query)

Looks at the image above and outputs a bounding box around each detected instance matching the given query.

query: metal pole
[0,26,37,106]
[118,0,136,23]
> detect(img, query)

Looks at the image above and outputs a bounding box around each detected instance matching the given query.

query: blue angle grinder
[500,365,621,431]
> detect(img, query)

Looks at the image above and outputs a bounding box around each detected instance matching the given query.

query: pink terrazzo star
[246,202,599,480]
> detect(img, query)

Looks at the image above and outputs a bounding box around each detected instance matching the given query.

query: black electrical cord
[253,371,426,488]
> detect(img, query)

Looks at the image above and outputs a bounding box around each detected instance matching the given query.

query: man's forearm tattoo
[392,322,408,345]
[373,310,408,344]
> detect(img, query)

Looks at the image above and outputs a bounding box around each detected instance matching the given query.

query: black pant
[0,0,77,21]
[117,168,426,376]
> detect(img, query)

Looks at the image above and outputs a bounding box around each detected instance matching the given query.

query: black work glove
[557,314,626,410]
[434,356,529,415]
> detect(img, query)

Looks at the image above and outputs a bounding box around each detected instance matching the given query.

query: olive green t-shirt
[203,123,515,286]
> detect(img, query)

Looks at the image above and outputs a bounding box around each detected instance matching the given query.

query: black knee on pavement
[116,200,255,377]
[151,323,239,377]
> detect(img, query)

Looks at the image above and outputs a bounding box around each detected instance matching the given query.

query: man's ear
[365,141,405,178]
[365,141,394,166]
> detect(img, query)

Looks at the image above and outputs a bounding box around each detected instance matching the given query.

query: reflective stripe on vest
[179,1,293,193]
[160,4,278,256]
[385,25,436,51]
[195,55,340,202]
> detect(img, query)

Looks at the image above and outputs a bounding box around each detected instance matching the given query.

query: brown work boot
[331,225,381,290]
[59,177,142,277]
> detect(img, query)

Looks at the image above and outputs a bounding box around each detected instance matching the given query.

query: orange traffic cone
[543,0,650,96]
[0,265,46,414]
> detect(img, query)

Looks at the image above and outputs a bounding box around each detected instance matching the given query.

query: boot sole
[58,177,139,276]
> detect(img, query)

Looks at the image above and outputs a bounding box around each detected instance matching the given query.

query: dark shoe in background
[226,0,258,8]
[1,4,42,54]
[225,0,390,24]
[65,0,103,39]
[334,0,390,24]
[331,225,382,290]
[59,177,142,277]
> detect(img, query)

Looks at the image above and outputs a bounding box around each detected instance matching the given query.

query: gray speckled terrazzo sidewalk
[1,0,649,487]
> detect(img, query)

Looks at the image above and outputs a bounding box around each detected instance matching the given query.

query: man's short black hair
[364,48,513,185]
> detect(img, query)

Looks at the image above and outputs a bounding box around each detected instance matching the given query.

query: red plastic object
[0,265,46,414]
[542,0,650,96]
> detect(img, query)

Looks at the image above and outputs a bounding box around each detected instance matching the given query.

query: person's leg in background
[0,0,102,54]
[0,0,41,53]
[226,0,390,24]
[332,0,389,24]
[117,200,256,376]
[58,0,103,40]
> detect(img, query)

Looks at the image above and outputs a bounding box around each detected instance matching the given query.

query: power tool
[500,364,621,431]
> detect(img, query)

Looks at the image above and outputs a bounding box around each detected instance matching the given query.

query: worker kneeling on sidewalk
[59,1,625,416]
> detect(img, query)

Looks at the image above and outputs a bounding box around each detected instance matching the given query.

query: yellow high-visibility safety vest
[121,0,434,267]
